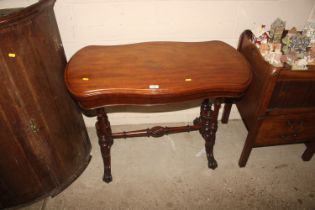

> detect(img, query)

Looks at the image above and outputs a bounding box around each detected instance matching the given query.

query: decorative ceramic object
[303,21,315,45]
[270,18,286,43]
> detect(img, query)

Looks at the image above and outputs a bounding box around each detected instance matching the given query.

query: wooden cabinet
[223,30,315,167]
[255,113,315,146]
[0,0,91,208]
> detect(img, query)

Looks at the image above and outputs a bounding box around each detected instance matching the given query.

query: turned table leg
[196,99,221,169]
[96,108,114,183]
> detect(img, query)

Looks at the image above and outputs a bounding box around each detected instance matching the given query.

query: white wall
[2,0,315,126]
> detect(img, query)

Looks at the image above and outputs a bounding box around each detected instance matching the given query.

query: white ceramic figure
[303,21,315,45]
[292,57,308,70]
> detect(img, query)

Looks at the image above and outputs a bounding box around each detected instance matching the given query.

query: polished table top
[65,41,251,109]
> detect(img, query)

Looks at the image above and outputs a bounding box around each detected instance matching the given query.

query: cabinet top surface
[65,41,252,108]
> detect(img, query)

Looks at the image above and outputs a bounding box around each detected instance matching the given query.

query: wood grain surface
[0,0,91,208]
[234,30,315,167]
[65,41,252,109]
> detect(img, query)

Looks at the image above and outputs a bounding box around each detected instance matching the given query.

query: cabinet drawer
[269,81,315,109]
[255,113,315,146]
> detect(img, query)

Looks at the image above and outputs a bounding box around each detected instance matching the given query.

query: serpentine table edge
[65,41,252,183]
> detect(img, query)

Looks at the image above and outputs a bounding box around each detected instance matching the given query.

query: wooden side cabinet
[223,30,315,167]
[0,0,91,208]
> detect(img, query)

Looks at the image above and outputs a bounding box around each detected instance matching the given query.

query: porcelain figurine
[270,18,286,43]
[292,57,308,70]
[282,28,310,60]
[303,21,315,45]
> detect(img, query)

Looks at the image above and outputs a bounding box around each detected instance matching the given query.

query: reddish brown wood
[112,124,200,139]
[236,31,281,131]
[195,99,221,169]
[65,41,251,109]
[235,30,315,166]
[221,30,254,124]
[0,1,91,208]
[266,107,315,116]
[278,68,315,80]
[239,121,263,167]
[96,99,223,182]
[65,40,252,182]
[255,113,315,146]
[96,108,113,183]
[269,81,315,109]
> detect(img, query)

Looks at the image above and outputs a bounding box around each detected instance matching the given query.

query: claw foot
[103,174,112,183]
[207,155,218,169]
[103,166,112,183]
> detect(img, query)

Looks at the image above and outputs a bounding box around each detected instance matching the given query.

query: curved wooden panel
[0,0,91,208]
[236,30,281,130]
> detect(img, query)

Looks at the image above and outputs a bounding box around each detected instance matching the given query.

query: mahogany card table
[65,41,251,183]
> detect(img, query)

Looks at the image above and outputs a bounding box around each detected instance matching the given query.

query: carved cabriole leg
[197,99,221,169]
[96,108,114,183]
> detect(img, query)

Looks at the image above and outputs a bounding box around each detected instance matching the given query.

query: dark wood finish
[0,1,91,208]
[255,113,315,146]
[0,8,23,18]
[95,99,223,182]
[226,30,315,167]
[194,99,221,169]
[239,122,263,167]
[65,41,252,182]
[112,124,201,139]
[269,81,315,109]
[221,100,233,124]
[302,142,315,161]
[96,109,113,183]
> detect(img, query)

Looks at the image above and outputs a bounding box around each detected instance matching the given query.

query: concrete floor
[16,120,315,210]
